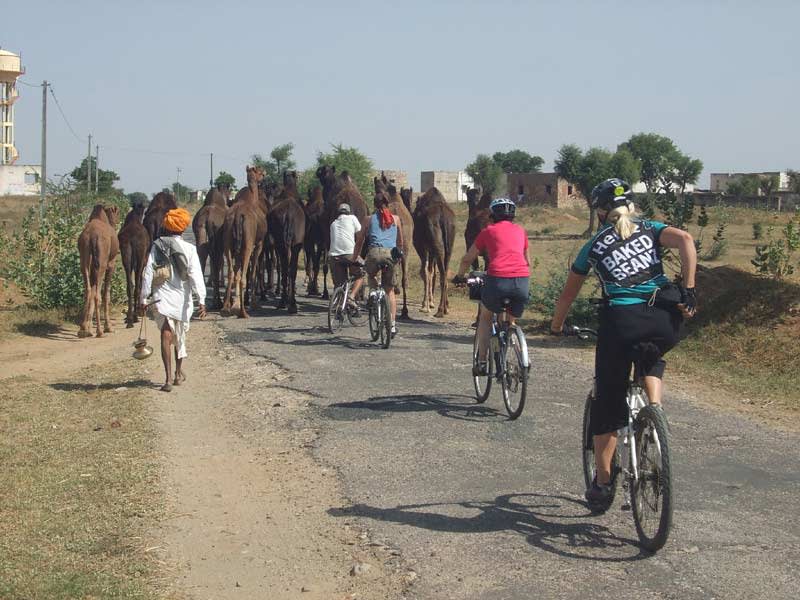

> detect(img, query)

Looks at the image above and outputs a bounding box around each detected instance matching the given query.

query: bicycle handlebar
[564,324,598,340]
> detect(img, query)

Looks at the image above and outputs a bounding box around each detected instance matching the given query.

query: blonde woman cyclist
[549,178,697,511]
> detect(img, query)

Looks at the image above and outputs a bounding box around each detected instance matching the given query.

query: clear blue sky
[4,0,799,194]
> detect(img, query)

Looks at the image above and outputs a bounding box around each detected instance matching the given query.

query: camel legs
[78,264,95,337]
[399,255,410,320]
[93,266,105,337]
[222,248,235,314]
[321,257,330,300]
[123,255,135,327]
[247,242,263,314]
[237,245,255,319]
[276,246,290,310]
[102,263,115,333]
[288,244,302,314]
[434,256,448,318]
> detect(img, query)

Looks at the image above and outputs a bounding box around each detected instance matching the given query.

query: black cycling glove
[681,287,697,313]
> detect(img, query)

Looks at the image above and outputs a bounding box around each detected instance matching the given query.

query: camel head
[400,187,413,211]
[103,205,120,227]
[246,165,265,188]
[466,187,480,207]
[316,165,336,187]
[373,175,387,194]
[283,170,298,187]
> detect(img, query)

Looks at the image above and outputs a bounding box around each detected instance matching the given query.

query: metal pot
[133,338,154,360]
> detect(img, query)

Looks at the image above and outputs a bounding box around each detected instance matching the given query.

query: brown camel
[303,185,326,296]
[117,203,150,328]
[464,187,491,271]
[143,191,177,243]
[222,166,267,318]
[315,165,369,298]
[78,204,120,337]
[192,183,229,307]
[400,187,414,213]
[412,187,455,318]
[374,174,414,319]
[268,171,306,313]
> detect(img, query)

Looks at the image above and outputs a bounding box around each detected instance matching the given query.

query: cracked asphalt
[218,296,799,599]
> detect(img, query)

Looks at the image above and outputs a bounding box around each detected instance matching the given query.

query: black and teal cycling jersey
[571,219,669,306]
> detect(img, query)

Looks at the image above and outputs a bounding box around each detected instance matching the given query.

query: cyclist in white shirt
[329,203,364,305]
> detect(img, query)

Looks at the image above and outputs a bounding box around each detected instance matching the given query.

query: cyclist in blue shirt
[549,178,697,511]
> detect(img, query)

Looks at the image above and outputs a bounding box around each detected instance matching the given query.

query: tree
[788,170,800,194]
[252,142,297,188]
[618,133,680,193]
[492,149,544,174]
[759,173,780,201]
[69,157,120,193]
[465,154,504,196]
[164,182,192,203]
[669,154,704,196]
[554,144,640,235]
[726,174,760,198]
[315,143,374,200]
[126,192,148,206]
[214,171,236,189]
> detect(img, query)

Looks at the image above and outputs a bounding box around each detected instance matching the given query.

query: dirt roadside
[1,317,409,599]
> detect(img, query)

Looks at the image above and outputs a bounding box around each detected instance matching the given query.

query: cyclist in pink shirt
[454,198,531,375]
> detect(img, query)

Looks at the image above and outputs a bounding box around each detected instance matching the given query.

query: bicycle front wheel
[346,298,368,327]
[501,327,528,420]
[380,293,391,349]
[368,295,380,341]
[631,404,673,552]
[328,287,345,334]
[472,329,492,403]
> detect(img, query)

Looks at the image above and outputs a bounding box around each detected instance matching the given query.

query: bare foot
[173,372,186,386]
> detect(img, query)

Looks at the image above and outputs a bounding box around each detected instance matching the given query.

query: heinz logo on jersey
[590,225,662,286]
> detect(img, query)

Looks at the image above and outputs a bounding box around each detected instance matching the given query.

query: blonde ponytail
[607,203,637,240]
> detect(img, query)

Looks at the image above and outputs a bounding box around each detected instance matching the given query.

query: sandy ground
[1,315,408,599]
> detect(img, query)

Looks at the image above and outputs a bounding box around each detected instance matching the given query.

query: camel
[412,187,455,318]
[303,185,326,296]
[143,191,177,243]
[464,187,491,270]
[400,187,414,213]
[374,174,414,319]
[222,166,267,318]
[78,204,120,337]
[268,171,306,313]
[258,180,278,299]
[192,183,229,307]
[117,203,150,328]
[315,165,369,298]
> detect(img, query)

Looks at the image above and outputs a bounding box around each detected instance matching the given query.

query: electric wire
[48,85,85,144]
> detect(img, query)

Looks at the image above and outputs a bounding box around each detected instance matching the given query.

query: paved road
[216,296,798,599]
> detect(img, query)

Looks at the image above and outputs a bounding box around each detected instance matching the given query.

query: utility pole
[87,134,92,194]
[209,152,213,187]
[40,80,47,219]
[176,167,182,203]
[95,144,99,193]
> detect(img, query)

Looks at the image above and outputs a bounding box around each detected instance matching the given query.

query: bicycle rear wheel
[472,330,492,403]
[631,404,673,552]
[346,297,368,327]
[500,327,528,420]
[581,391,620,502]
[368,294,380,341]
[380,292,391,349]
[328,287,345,334]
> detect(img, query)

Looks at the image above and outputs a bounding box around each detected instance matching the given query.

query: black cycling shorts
[591,303,682,436]
[480,275,529,318]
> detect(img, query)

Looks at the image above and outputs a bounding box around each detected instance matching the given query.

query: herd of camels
[76,165,495,337]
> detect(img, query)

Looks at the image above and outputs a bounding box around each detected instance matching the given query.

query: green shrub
[528,267,599,327]
[752,222,763,240]
[0,197,127,309]
[751,217,800,279]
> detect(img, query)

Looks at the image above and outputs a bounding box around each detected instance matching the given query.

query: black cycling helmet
[590,178,633,211]
[489,197,516,221]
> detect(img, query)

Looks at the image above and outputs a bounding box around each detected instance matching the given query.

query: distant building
[506,172,584,209]
[420,171,473,203]
[709,171,790,194]
[0,164,41,196]
[371,170,409,189]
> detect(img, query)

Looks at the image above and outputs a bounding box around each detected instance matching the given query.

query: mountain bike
[566,324,674,552]
[466,272,530,419]
[367,261,393,349]
[327,260,367,334]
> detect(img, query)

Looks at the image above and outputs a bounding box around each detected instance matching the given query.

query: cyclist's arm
[659,227,696,288]
[352,216,368,260]
[550,271,587,334]
[456,243,480,277]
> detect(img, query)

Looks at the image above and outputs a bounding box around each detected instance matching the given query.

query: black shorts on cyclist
[480,275,529,317]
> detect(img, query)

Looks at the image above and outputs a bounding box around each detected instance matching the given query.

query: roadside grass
[0,360,164,599]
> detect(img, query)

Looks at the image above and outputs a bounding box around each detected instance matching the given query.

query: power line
[17,78,41,88]
[48,85,85,144]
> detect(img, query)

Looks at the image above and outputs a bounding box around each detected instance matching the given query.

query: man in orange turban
[162,207,191,234]
[140,206,206,392]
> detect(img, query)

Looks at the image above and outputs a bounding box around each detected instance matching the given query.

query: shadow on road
[49,379,154,392]
[327,393,508,423]
[246,326,380,350]
[330,493,650,562]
